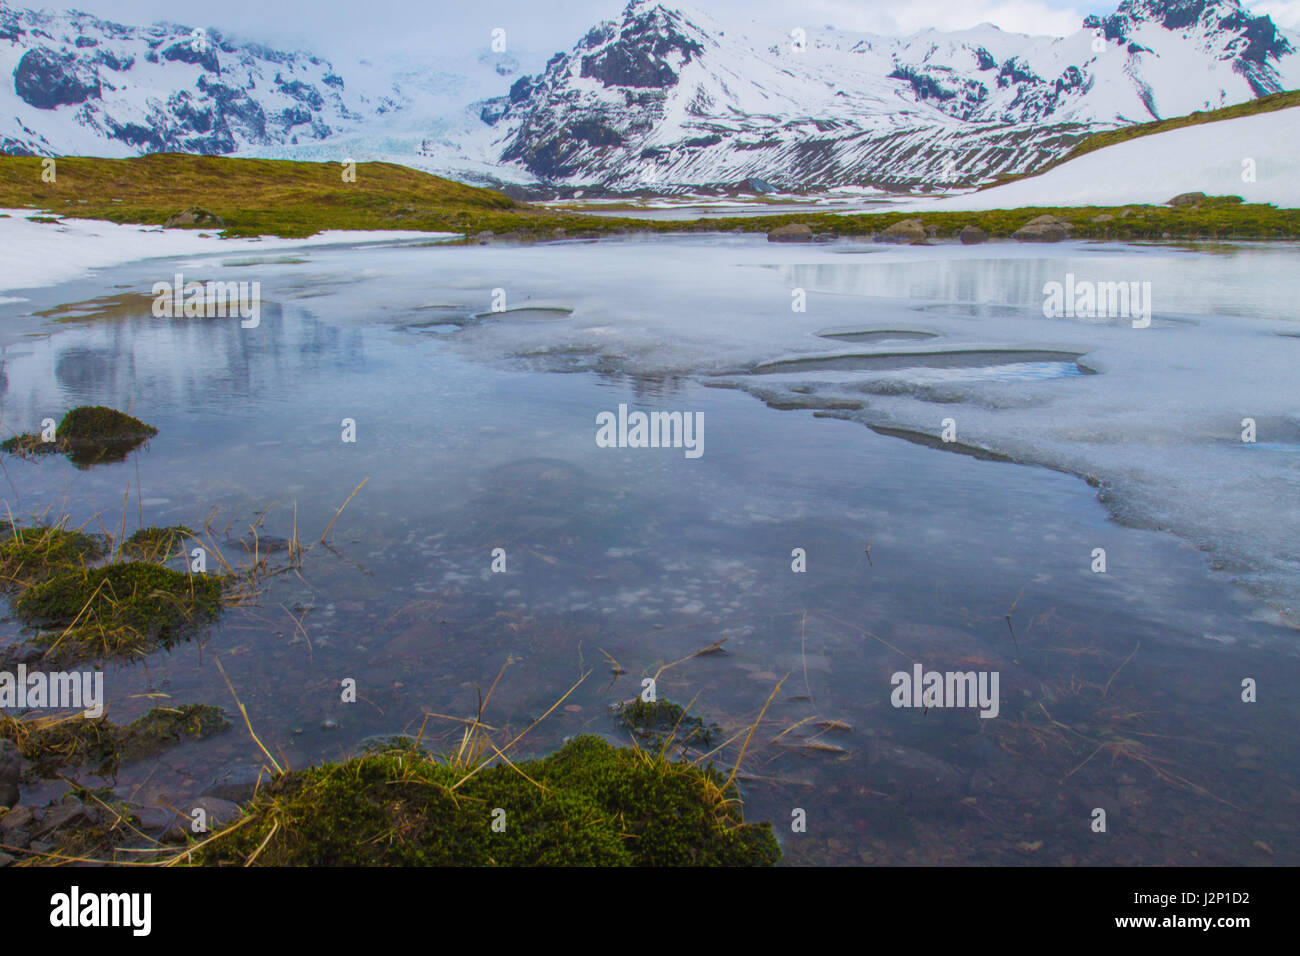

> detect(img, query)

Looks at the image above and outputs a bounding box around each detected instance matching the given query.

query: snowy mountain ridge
[1,0,1296,193]
[471,0,1299,191]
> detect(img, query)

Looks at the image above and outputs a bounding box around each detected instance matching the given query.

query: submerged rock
[11,565,223,664]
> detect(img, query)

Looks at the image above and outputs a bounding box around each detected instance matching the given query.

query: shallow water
[1,236,1298,865]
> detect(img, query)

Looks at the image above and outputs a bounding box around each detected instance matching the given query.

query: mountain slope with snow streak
[906,104,1300,209]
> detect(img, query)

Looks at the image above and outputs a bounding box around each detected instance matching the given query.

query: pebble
[321,719,339,731]
[1,805,34,830]
[168,797,243,841]
[35,801,95,835]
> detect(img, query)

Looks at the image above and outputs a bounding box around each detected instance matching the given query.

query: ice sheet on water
[349,235,1293,624]
[13,232,1295,624]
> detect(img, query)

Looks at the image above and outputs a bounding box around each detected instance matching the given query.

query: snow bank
[906,106,1300,211]
[0,211,454,296]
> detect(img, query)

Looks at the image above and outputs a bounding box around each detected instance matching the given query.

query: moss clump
[0,525,105,588]
[56,406,157,443]
[12,562,222,664]
[616,697,722,750]
[194,735,780,867]
[121,525,194,561]
[0,705,229,780]
[52,406,157,467]
[2,407,158,467]
[0,432,64,457]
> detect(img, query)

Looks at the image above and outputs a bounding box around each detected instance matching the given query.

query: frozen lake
[1,234,1297,864]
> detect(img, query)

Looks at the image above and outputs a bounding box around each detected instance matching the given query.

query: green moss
[12,561,222,664]
[193,735,779,867]
[616,697,722,750]
[0,432,63,457]
[0,525,105,588]
[0,704,229,780]
[118,704,229,762]
[57,405,157,442]
[121,525,194,561]
[3,406,158,467]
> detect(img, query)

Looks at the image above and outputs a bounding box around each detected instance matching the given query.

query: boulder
[1013,215,1069,242]
[958,224,989,244]
[767,223,814,243]
[1167,191,1207,207]
[164,206,226,229]
[1,805,34,830]
[875,218,927,244]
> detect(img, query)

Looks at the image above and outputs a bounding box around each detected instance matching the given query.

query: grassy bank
[0,153,590,239]
[2,152,1298,242]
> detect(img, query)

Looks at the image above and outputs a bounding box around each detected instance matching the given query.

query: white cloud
[718,0,1091,38]
[1250,0,1300,28]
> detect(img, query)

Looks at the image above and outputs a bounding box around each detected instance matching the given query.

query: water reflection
[1,249,1297,867]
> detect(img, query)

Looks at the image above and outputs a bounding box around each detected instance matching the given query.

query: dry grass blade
[1103,642,1140,697]
[650,636,728,682]
[214,656,283,776]
[450,668,590,792]
[726,674,787,791]
[319,477,370,545]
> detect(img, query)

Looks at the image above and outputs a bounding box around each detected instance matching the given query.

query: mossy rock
[3,407,158,467]
[56,406,156,442]
[194,735,780,867]
[0,525,105,588]
[56,406,158,469]
[12,561,222,663]
[0,432,63,457]
[615,697,722,750]
[0,705,229,780]
[121,525,194,561]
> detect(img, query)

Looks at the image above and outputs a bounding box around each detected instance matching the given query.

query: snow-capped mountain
[475,0,1299,191]
[2,0,1296,193]
[0,2,396,156]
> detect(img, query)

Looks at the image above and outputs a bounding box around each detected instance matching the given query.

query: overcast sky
[43,0,1300,63]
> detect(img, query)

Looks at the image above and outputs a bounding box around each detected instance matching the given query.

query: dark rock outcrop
[14,48,101,109]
